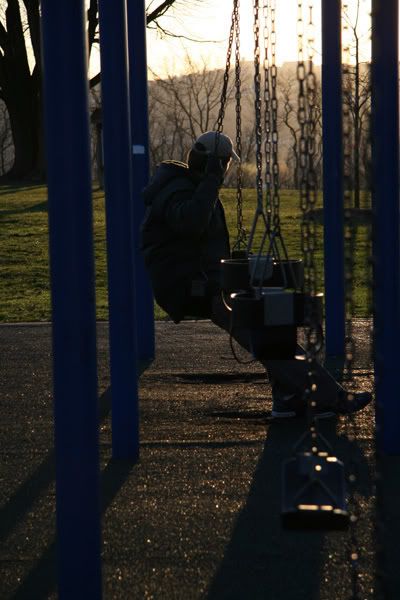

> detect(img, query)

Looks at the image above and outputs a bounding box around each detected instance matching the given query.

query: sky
[145,0,373,79]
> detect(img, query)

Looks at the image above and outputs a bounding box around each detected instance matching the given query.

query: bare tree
[0,99,13,174]
[89,86,103,187]
[148,78,190,166]
[148,56,259,187]
[149,57,332,191]
[278,73,300,188]
[150,54,230,143]
[0,0,198,180]
[343,0,372,208]
[148,53,233,168]
[277,67,323,189]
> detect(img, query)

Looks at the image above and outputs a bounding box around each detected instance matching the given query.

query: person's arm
[163,155,225,236]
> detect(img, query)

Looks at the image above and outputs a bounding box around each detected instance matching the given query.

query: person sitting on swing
[141,131,371,418]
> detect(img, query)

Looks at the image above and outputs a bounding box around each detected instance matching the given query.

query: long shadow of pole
[11,440,136,599]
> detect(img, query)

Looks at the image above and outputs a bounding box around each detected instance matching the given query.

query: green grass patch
[0,185,371,322]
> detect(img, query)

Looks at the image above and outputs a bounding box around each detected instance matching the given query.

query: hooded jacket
[141,160,230,322]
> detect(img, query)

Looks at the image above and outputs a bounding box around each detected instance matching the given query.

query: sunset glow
[145,0,373,78]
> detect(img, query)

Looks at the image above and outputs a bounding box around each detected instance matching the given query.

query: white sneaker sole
[314,411,336,419]
[271,409,297,418]
[271,409,336,419]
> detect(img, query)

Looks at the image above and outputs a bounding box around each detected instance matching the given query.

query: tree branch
[0,21,8,53]
[148,20,220,43]
[90,72,101,89]
[0,54,6,92]
[87,0,98,57]
[22,0,41,71]
[146,0,177,24]
[6,0,30,79]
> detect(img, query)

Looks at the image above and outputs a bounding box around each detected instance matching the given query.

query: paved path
[0,320,398,599]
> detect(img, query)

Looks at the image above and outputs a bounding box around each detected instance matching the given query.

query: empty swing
[281,0,351,531]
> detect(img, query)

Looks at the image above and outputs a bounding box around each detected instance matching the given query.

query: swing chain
[295,6,330,508]
[216,0,246,252]
[253,0,264,216]
[262,0,292,270]
[297,1,307,218]
[216,0,237,137]
[305,3,318,303]
[234,0,247,250]
[270,0,281,234]
[342,12,356,383]
[263,0,272,224]
[297,2,320,366]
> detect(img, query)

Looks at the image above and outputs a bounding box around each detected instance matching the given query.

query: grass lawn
[0,184,371,322]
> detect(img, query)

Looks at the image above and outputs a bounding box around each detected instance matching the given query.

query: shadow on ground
[206,414,374,600]
[1,387,113,598]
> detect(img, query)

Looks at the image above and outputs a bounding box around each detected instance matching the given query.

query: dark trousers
[210,295,344,407]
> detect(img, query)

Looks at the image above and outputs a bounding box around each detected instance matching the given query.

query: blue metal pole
[41,2,102,597]
[371,0,400,455]
[127,0,155,363]
[321,0,345,357]
[98,0,140,460]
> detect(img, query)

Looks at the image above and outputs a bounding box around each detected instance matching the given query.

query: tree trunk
[353,45,361,209]
[0,0,44,181]
[5,94,41,180]
[1,0,180,181]
[3,86,44,181]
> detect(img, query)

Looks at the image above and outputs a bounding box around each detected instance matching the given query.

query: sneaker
[271,390,372,419]
[271,394,298,418]
[271,393,335,419]
[335,391,372,415]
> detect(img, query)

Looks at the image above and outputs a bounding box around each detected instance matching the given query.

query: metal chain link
[263,0,272,226]
[298,1,320,397]
[216,0,246,252]
[270,0,281,234]
[342,5,356,384]
[262,0,282,241]
[233,0,247,251]
[253,0,264,217]
[247,0,270,256]
[305,3,318,318]
[297,2,309,265]
[216,0,238,142]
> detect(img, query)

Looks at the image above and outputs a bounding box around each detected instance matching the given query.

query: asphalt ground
[0,320,399,599]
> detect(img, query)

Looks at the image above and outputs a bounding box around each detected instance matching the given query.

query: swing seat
[230,289,323,327]
[266,259,304,289]
[281,452,349,531]
[220,256,274,294]
[231,288,297,326]
[220,258,251,293]
[229,291,297,359]
[231,249,248,259]
[249,256,274,283]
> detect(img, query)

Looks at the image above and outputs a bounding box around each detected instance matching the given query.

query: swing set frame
[39,0,400,596]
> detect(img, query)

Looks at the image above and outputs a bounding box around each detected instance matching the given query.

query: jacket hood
[143,161,190,206]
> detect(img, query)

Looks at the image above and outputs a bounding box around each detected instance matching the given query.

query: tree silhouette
[0,0,187,181]
[343,0,371,208]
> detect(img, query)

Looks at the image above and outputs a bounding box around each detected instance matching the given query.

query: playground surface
[0,320,399,599]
